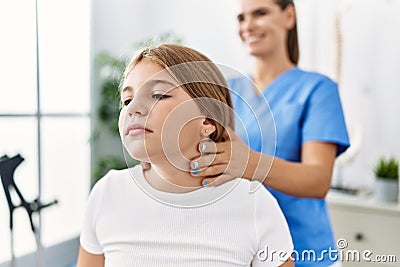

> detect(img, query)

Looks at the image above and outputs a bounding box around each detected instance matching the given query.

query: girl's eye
[122,98,132,106]
[237,14,244,22]
[152,94,171,100]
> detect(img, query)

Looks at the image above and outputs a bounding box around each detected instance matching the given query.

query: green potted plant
[374,157,399,203]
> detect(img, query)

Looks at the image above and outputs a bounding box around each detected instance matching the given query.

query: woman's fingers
[191,153,215,170]
[191,139,231,174]
[192,140,231,164]
[202,174,233,187]
[197,139,216,154]
[190,152,230,170]
[197,139,231,154]
[202,177,216,186]
[192,163,227,177]
[190,129,239,181]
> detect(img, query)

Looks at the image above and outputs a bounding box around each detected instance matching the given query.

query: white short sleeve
[79,171,111,254]
[251,186,294,267]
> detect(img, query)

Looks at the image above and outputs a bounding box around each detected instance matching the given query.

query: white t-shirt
[80,165,293,267]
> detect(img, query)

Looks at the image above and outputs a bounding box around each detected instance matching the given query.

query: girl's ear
[201,118,216,137]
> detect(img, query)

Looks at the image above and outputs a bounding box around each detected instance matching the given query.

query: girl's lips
[128,128,152,136]
[126,123,153,136]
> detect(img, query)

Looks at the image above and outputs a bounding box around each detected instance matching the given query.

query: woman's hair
[122,44,234,142]
[275,0,299,65]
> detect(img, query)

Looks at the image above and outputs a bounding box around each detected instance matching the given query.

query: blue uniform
[229,67,350,267]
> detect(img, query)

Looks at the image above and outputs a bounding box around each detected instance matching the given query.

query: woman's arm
[77,246,105,267]
[250,141,337,198]
[190,129,337,199]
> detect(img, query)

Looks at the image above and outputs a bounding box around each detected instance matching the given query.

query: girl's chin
[124,141,198,169]
[128,152,150,162]
[124,145,150,162]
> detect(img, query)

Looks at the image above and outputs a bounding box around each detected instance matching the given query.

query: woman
[77,44,294,266]
[189,1,350,266]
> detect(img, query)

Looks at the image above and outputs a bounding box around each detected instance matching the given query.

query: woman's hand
[190,128,260,186]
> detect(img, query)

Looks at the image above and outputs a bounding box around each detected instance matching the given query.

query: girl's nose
[128,110,143,117]
[127,99,148,117]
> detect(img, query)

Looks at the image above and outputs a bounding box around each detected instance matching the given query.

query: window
[0,0,90,262]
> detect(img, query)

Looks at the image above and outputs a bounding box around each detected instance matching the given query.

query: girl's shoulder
[90,167,138,195]
[226,179,278,207]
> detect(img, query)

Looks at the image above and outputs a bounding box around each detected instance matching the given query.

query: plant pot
[375,178,398,203]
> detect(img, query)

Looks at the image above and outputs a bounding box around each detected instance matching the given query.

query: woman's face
[237,0,294,57]
[118,60,207,164]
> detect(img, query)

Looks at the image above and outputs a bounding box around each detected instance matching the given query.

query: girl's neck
[253,53,295,93]
[143,155,203,194]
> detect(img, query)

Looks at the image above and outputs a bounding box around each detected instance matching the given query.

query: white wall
[92,0,250,71]
[92,0,400,191]
[295,0,400,190]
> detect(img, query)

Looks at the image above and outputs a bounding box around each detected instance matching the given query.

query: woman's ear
[201,118,216,137]
[284,4,296,30]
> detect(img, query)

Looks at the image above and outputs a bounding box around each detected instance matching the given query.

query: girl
[77,44,293,267]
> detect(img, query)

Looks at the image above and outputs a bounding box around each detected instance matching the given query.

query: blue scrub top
[229,67,350,267]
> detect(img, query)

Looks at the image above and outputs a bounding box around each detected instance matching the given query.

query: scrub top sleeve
[301,80,350,156]
[251,186,293,267]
